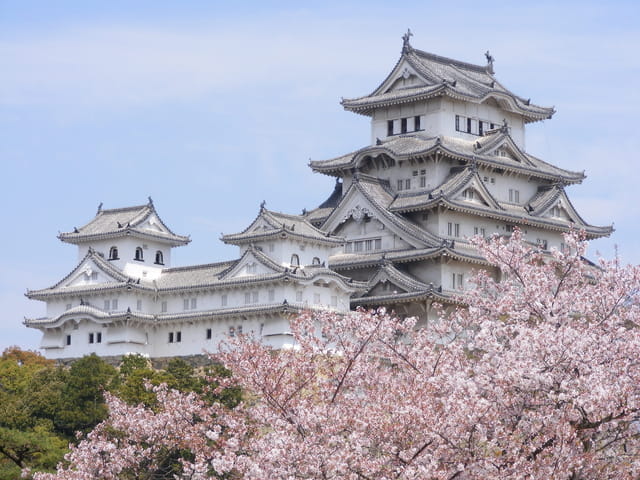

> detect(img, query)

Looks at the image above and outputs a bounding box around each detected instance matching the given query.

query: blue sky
[2,1,639,352]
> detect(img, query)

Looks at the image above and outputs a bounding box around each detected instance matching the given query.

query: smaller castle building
[25,200,364,359]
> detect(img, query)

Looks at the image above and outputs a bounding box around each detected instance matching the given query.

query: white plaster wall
[77,237,172,270]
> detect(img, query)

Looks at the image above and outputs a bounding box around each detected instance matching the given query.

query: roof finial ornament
[97,202,103,214]
[402,28,413,53]
[485,50,495,74]
[260,200,266,210]
[147,196,153,205]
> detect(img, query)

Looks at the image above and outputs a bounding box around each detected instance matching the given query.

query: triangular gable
[322,179,439,249]
[475,133,534,167]
[384,62,428,93]
[361,263,430,298]
[532,188,588,226]
[448,170,502,210]
[218,247,284,280]
[138,212,173,235]
[51,250,129,291]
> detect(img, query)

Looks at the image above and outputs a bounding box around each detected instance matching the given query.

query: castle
[25,34,611,359]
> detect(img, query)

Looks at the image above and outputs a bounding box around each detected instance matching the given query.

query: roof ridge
[411,48,489,74]
[162,260,237,273]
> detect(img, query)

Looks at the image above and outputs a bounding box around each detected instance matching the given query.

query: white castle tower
[307,32,612,320]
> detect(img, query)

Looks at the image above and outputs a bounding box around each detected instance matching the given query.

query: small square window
[387,120,394,136]
[405,179,411,189]
[161,301,167,313]
[104,299,110,310]
[244,292,251,304]
[331,295,338,307]
[96,332,102,343]
[401,118,407,134]
[176,331,182,342]
[221,294,228,307]
[206,328,212,340]
[314,293,321,304]
[66,335,71,346]
[268,289,275,301]
[252,291,259,303]
[296,291,303,302]
[183,299,189,310]
[397,180,403,191]
[169,332,174,343]
[414,115,421,131]
[91,272,98,280]
[136,299,142,311]
[112,299,118,310]
[66,303,72,310]
[89,333,94,344]
[190,298,197,309]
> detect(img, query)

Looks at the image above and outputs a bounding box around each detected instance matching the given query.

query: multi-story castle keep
[26,34,611,359]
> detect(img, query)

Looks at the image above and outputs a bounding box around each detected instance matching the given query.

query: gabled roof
[330,245,488,271]
[59,199,190,246]
[385,166,612,239]
[310,131,585,184]
[26,249,134,300]
[341,38,554,123]
[391,165,502,212]
[321,174,443,248]
[366,262,431,293]
[221,206,343,246]
[217,245,286,280]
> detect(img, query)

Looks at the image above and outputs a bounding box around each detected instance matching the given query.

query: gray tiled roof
[330,245,487,270]
[310,132,584,183]
[222,207,343,246]
[332,175,443,248]
[59,200,190,246]
[28,248,365,299]
[384,166,612,239]
[341,45,554,122]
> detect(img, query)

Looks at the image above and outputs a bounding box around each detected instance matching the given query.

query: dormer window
[109,246,119,260]
[290,254,300,266]
[312,257,321,265]
[154,250,164,265]
[134,247,144,261]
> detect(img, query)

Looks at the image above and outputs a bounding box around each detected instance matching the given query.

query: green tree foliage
[54,354,118,438]
[0,348,67,479]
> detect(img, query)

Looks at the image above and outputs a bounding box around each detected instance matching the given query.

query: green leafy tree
[54,354,117,438]
[0,348,67,479]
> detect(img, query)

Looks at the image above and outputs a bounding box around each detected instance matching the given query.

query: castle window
[312,257,321,265]
[509,189,520,203]
[414,115,421,131]
[387,120,394,136]
[104,299,110,310]
[91,272,98,280]
[331,295,338,307]
[229,326,235,337]
[244,292,251,304]
[154,251,164,265]
[221,294,227,307]
[420,176,426,188]
[401,118,407,134]
[268,289,275,301]
[551,206,561,217]
[109,247,119,260]
[314,293,321,304]
[136,299,142,311]
[290,254,300,266]
[206,328,212,339]
[246,263,257,274]
[397,179,403,191]
[89,333,94,344]
[134,247,144,261]
[161,301,167,313]
[405,179,411,190]
[296,291,303,302]
[176,331,181,342]
[252,291,259,303]
[66,335,71,346]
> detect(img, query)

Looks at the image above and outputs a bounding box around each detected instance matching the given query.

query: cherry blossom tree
[32,232,640,480]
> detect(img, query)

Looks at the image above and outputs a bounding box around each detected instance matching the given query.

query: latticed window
[135,247,144,261]
[109,246,118,260]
